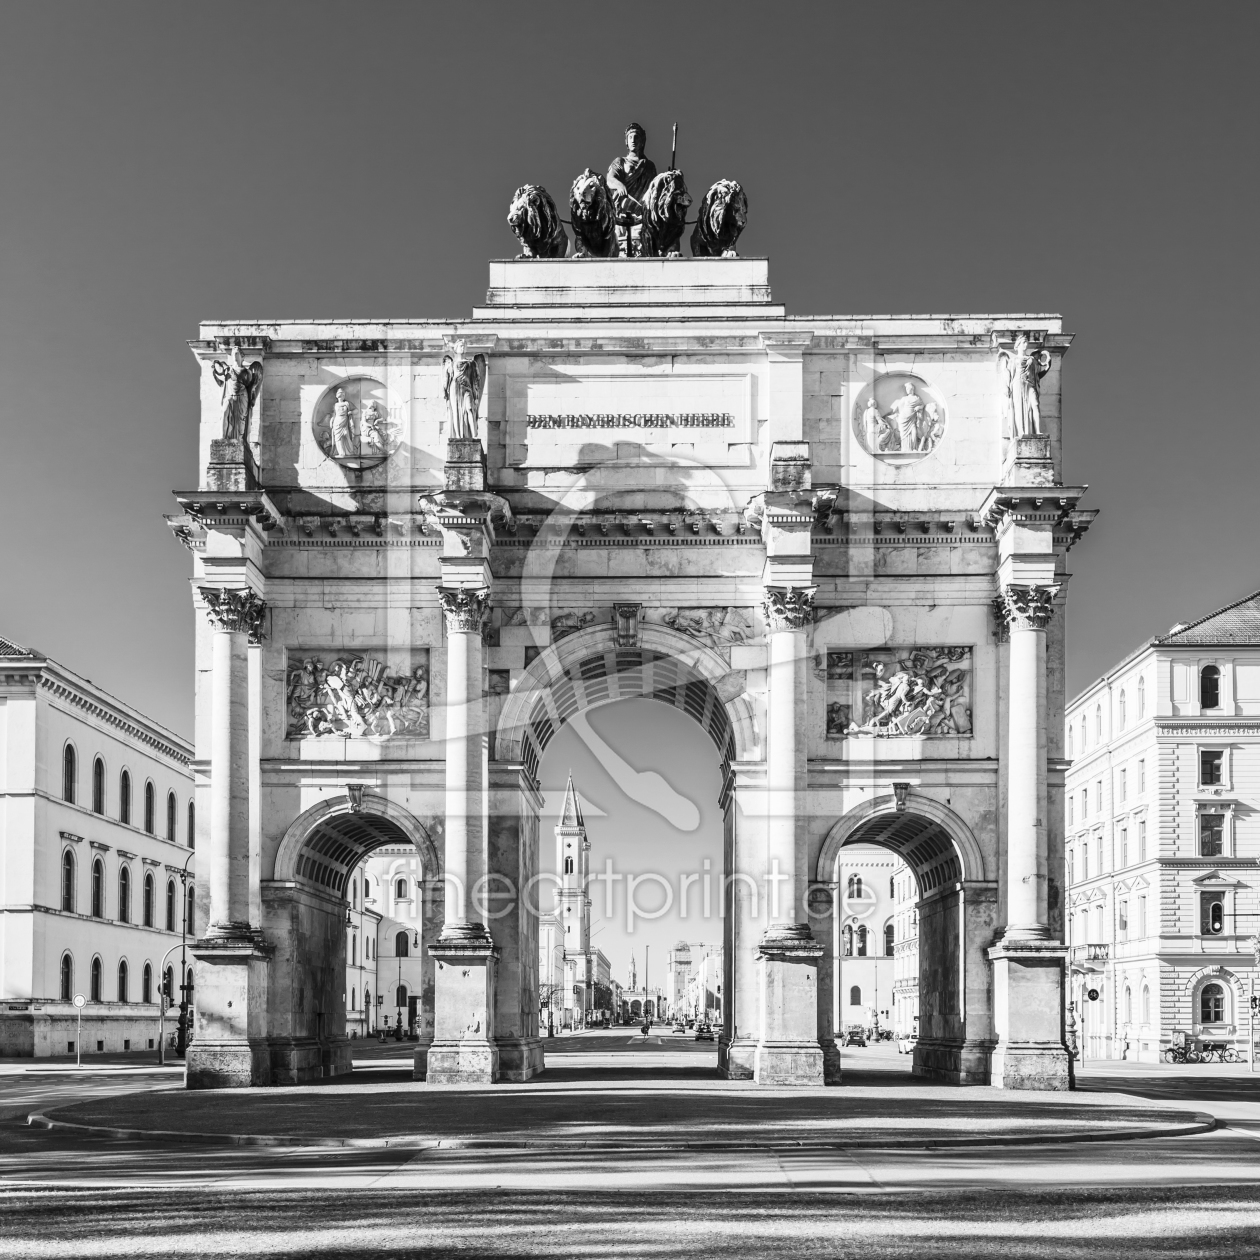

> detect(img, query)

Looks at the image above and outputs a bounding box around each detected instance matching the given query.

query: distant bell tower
[555,774,591,1020]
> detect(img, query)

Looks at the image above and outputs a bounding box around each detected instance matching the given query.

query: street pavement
[2,1031,1260,1256]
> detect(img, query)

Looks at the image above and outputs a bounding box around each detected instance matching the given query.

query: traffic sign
[1087,988,1100,1002]
[72,994,85,1009]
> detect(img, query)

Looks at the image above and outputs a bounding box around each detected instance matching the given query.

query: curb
[25,1110,1217,1153]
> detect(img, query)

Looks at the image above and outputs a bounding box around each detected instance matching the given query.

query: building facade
[0,636,195,1056]
[1066,591,1260,1062]
[892,863,921,1036]
[171,146,1093,1089]
[835,844,908,1035]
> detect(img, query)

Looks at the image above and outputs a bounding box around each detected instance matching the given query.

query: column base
[754,928,825,1087]
[266,1036,353,1085]
[721,1035,756,1080]
[912,1037,995,1085]
[988,937,1071,1092]
[412,1036,433,1081]
[187,936,273,1089]
[426,1041,500,1084]
[496,1036,545,1082]
[186,1039,272,1089]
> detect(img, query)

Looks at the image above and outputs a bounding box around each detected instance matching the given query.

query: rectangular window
[1082,787,1088,817]
[1138,819,1147,861]
[1137,895,1147,938]
[1139,759,1146,793]
[1120,768,1127,802]
[1200,890,1224,935]
[1082,842,1089,879]
[1200,813,1225,857]
[1096,780,1103,816]
[1201,750,1224,786]
[1068,796,1074,826]
[1068,849,1075,884]
[1118,900,1128,940]
[1120,827,1128,867]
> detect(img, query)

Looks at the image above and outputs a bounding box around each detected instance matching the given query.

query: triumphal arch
[170,139,1092,1091]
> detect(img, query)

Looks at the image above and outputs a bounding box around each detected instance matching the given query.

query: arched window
[186,885,195,935]
[1095,705,1102,741]
[187,799,195,848]
[350,989,356,1010]
[849,985,862,1007]
[118,867,131,923]
[857,925,868,956]
[144,781,155,834]
[842,925,853,956]
[61,850,75,912]
[395,930,410,958]
[1138,675,1146,718]
[395,877,408,901]
[1141,985,1151,1024]
[91,859,104,918]
[395,984,407,1008]
[351,879,358,910]
[92,758,105,814]
[60,953,73,1002]
[119,770,131,825]
[143,872,155,927]
[117,959,129,1003]
[90,957,102,1002]
[1068,725,1074,757]
[889,876,895,898]
[166,792,176,842]
[1118,690,1126,729]
[563,856,574,875]
[365,987,372,1017]
[846,874,863,900]
[62,744,76,803]
[884,923,895,956]
[142,962,152,1005]
[351,935,357,966]
[165,880,175,931]
[1200,983,1225,1024]
[1123,987,1132,1023]
[1201,665,1221,709]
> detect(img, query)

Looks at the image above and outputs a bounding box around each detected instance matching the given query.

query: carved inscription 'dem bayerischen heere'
[286,652,429,739]
[825,647,972,738]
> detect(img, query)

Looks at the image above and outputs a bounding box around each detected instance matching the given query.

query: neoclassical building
[0,635,194,1055]
[1066,589,1260,1061]
[168,192,1092,1090]
[834,844,909,1035]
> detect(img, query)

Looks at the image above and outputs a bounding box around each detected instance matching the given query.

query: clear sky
[3,5,1258,929]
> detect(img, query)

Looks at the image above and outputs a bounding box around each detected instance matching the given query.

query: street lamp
[173,850,194,1057]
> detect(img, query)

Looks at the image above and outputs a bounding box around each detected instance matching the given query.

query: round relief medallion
[312,377,401,473]
[852,373,947,461]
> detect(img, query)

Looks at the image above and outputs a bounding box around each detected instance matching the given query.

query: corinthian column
[437,585,492,942]
[1000,582,1058,939]
[200,586,265,937]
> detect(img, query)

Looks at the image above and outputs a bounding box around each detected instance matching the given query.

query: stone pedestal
[754,929,825,1085]
[206,438,259,492]
[426,938,500,1084]
[988,939,1071,1090]
[445,439,487,491]
[186,937,272,1089]
[1004,434,1055,486]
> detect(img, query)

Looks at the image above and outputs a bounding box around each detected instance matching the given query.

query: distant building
[685,946,723,1024]
[537,776,593,1029]
[0,635,194,1056]
[666,942,692,1019]
[1066,589,1260,1062]
[344,866,381,1039]
[835,844,912,1034]
[892,865,920,1036]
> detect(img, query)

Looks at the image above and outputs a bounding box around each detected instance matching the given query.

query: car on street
[695,1024,715,1041]
[897,1036,917,1055]
[673,1023,686,1033]
[841,1027,866,1047]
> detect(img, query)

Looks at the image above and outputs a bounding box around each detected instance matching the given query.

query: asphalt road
[3,1037,1260,1257]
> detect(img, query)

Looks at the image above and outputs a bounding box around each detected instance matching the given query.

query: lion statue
[507,184,569,259]
[639,169,691,258]
[690,179,748,258]
[569,168,616,258]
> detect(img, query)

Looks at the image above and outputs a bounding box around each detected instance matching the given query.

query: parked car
[841,1027,866,1047]
[673,1023,686,1034]
[695,1024,715,1042]
[897,1036,916,1055]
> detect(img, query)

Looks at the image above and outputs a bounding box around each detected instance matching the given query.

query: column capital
[998,583,1060,632]
[199,586,267,642]
[438,585,491,634]
[761,585,816,633]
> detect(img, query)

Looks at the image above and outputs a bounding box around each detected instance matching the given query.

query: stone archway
[254,794,444,1087]
[816,793,998,1085]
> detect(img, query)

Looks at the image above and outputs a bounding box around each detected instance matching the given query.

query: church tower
[555,774,591,1023]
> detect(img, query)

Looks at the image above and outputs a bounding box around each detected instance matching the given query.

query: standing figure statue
[442,341,489,442]
[997,333,1053,436]
[885,382,926,452]
[605,123,658,256]
[329,387,358,457]
[211,347,264,442]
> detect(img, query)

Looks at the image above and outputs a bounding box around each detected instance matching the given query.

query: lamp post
[173,851,194,1057]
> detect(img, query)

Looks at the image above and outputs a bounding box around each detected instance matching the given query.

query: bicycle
[1162,1044,1202,1064]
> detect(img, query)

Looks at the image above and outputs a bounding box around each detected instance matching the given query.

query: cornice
[1155,720,1260,735]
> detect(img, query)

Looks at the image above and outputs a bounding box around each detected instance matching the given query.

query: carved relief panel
[851,372,948,461]
[826,647,972,738]
[286,650,430,739]
[311,377,403,474]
